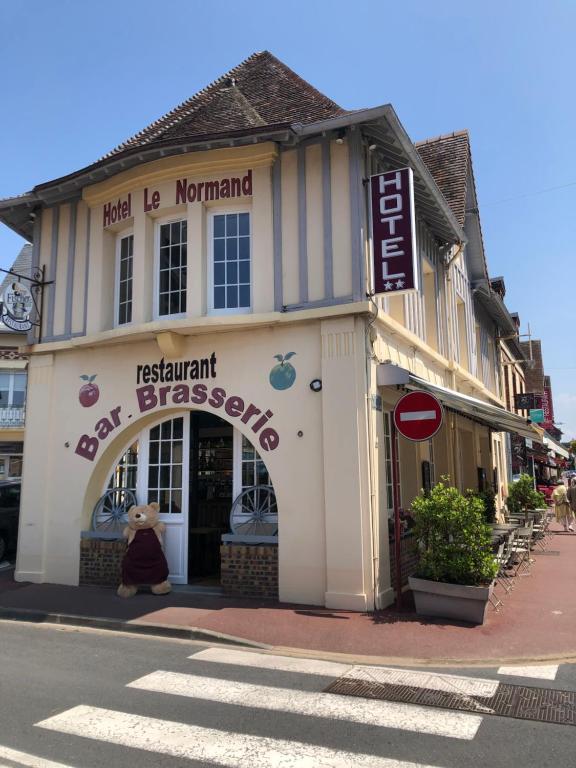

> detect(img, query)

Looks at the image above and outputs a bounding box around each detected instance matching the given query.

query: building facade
[0,52,539,609]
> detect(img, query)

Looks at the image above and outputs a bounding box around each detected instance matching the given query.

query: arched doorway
[105,410,274,586]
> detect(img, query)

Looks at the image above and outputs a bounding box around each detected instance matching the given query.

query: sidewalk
[1,523,575,665]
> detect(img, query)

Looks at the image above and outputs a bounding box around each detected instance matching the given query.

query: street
[0,621,575,767]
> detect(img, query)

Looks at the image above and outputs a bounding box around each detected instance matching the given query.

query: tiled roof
[105,51,346,159]
[415,131,470,226]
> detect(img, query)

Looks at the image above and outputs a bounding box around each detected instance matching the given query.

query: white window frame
[114,228,134,328]
[208,208,252,316]
[0,370,27,408]
[154,215,188,321]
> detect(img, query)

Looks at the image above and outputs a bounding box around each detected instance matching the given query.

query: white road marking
[497,665,559,680]
[36,705,444,767]
[399,410,436,422]
[190,647,353,676]
[128,670,483,739]
[346,666,500,697]
[0,744,75,768]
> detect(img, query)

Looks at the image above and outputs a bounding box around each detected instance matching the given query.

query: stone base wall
[389,533,419,589]
[220,543,278,600]
[80,538,125,588]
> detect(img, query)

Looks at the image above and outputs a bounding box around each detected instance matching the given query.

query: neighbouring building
[518,338,568,479]
[0,52,540,609]
[0,244,30,480]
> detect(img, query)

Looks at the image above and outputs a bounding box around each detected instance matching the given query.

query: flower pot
[408,576,494,625]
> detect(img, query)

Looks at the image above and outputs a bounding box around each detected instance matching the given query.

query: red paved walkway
[1,524,575,664]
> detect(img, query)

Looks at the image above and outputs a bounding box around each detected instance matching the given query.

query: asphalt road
[0,620,575,767]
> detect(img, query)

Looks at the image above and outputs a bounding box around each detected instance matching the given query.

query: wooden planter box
[408,576,494,625]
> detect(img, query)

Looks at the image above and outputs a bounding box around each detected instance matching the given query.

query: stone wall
[80,537,125,587]
[220,543,278,599]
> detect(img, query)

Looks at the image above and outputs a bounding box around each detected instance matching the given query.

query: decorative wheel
[230,485,278,536]
[91,488,137,532]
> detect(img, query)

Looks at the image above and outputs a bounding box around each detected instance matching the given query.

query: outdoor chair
[509,522,534,576]
[497,535,516,593]
[489,543,505,611]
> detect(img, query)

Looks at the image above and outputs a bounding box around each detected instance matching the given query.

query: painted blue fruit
[269,353,296,390]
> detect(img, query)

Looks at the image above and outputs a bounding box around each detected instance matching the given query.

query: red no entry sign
[393,391,443,441]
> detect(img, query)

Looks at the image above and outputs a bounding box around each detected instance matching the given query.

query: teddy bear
[117,501,172,598]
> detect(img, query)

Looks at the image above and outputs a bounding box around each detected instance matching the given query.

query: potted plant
[506,474,546,515]
[408,478,498,624]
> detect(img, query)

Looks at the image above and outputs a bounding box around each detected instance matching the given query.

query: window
[147,418,183,514]
[116,233,133,326]
[157,220,187,317]
[240,433,270,491]
[0,372,26,408]
[211,212,251,312]
[108,441,139,492]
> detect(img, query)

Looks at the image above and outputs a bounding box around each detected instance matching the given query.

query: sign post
[392,391,444,609]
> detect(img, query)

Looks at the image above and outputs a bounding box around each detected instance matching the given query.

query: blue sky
[1,0,575,436]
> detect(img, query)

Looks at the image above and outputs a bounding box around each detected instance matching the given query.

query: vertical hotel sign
[370,167,418,295]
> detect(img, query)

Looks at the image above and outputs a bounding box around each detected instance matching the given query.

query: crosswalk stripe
[0,744,75,768]
[497,665,559,680]
[36,705,444,768]
[190,649,499,698]
[190,647,353,676]
[344,666,499,697]
[128,670,483,739]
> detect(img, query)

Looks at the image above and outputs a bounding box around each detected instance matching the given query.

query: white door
[137,414,190,584]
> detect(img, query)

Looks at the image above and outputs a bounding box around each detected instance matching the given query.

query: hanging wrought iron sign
[1,281,34,331]
[0,265,51,340]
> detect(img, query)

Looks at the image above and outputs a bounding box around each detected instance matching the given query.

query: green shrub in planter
[465,487,497,524]
[507,474,545,515]
[411,478,498,586]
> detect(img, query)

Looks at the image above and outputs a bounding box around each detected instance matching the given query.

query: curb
[0,606,270,649]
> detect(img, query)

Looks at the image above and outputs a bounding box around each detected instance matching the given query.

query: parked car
[0,479,21,561]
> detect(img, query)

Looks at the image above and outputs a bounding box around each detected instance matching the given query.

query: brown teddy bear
[117,502,172,598]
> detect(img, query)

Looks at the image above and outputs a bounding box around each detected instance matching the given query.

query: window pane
[239,236,250,260]
[226,214,238,236]
[159,293,170,316]
[214,263,225,285]
[226,262,237,283]
[160,247,171,270]
[239,213,249,235]
[170,222,181,244]
[160,225,170,247]
[214,239,225,261]
[149,441,159,464]
[173,418,183,439]
[227,286,238,308]
[239,261,250,282]
[226,238,238,260]
[239,285,250,308]
[214,287,225,309]
[214,215,225,237]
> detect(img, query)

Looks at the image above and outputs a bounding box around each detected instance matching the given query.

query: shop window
[0,371,26,408]
[156,219,187,318]
[116,233,133,326]
[210,212,251,313]
[108,441,139,492]
[239,433,270,492]
[147,418,183,514]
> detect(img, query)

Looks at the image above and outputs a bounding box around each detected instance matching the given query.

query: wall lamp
[335,129,346,144]
[309,378,323,392]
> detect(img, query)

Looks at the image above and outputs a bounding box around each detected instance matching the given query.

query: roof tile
[415,131,470,226]
[106,51,346,159]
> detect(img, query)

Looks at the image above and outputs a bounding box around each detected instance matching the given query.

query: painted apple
[269,353,296,390]
[79,374,100,407]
